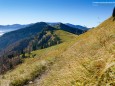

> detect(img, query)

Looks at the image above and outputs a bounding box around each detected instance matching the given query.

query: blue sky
[0,0,114,27]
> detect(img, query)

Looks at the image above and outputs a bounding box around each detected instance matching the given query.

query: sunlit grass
[36,17,115,86]
[0,30,77,86]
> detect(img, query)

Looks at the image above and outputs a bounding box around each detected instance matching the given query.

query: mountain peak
[34,22,48,25]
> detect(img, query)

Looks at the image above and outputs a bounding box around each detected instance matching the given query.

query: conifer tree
[112,7,115,17]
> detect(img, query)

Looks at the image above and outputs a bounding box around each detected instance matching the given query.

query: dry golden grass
[0,30,77,86]
[35,17,115,86]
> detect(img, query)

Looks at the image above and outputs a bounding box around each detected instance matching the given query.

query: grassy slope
[0,30,77,86]
[33,17,115,86]
[0,17,115,86]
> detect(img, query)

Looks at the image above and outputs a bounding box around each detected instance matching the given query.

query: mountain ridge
[0,22,88,36]
[0,22,87,52]
[65,23,89,30]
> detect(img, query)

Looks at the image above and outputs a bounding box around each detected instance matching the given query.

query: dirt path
[25,69,49,86]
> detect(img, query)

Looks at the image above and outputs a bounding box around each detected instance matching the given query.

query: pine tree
[112,7,115,17]
[22,52,25,58]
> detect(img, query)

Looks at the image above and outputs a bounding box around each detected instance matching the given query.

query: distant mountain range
[0,23,88,36]
[0,24,30,36]
[0,24,27,30]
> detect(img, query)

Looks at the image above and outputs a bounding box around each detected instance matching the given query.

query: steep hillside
[0,25,61,74]
[0,30,77,86]
[33,17,114,86]
[0,22,48,51]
